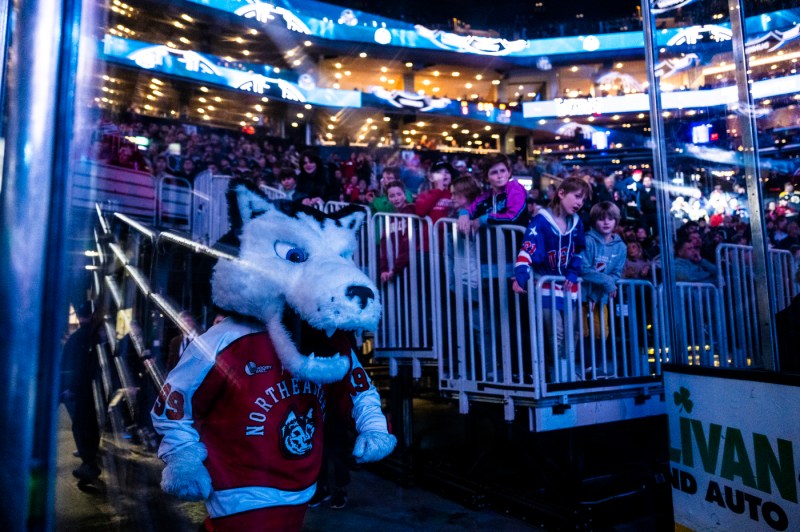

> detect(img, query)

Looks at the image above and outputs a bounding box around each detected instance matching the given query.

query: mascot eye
[274,242,308,263]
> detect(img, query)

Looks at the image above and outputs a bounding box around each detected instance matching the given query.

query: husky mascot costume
[152,183,396,531]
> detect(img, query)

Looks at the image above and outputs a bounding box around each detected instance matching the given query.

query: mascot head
[212,183,380,384]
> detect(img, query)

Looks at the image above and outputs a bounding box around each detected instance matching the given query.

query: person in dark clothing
[637,175,659,235]
[60,301,102,482]
[776,270,800,373]
[297,151,339,203]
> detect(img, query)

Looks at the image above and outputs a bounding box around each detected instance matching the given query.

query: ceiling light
[359,52,367,58]
[452,72,460,77]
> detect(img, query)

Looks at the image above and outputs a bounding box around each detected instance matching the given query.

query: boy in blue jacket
[580,202,626,377]
[581,202,626,305]
[512,177,591,382]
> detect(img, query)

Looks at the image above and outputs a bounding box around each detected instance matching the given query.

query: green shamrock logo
[673,386,693,413]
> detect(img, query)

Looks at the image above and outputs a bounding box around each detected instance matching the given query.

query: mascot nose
[345,285,374,310]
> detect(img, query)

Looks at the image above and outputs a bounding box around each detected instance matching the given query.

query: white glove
[352,431,397,463]
[161,444,212,501]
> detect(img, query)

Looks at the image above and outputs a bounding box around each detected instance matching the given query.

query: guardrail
[370,212,435,377]
[91,198,798,430]
[156,175,192,231]
[715,244,798,366]
[73,160,156,223]
[192,171,232,245]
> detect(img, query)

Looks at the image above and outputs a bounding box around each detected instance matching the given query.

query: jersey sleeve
[151,336,222,461]
[329,352,389,434]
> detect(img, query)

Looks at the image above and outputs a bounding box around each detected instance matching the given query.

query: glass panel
[643,0,796,369]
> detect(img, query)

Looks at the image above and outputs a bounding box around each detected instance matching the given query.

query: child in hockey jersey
[512,177,591,381]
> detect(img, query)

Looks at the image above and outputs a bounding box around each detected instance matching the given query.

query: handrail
[114,212,157,241]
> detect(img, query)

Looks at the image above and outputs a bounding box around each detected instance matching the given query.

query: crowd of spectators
[88,113,799,289]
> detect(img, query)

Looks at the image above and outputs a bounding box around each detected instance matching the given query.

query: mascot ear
[233,183,273,222]
[337,210,365,233]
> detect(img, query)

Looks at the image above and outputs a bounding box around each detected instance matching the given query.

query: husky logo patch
[280,407,315,458]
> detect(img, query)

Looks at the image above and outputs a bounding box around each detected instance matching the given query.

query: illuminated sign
[179,0,800,61]
[650,0,697,14]
[554,98,600,117]
[234,2,311,33]
[369,87,451,111]
[102,35,361,108]
[654,54,700,78]
[667,25,732,46]
[745,24,800,54]
[522,73,800,117]
[413,25,528,56]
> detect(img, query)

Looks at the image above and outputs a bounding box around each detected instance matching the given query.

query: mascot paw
[161,446,212,501]
[353,431,397,463]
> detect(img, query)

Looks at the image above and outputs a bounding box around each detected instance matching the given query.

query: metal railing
[192,171,232,245]
[91,197,799,430]
[156,175,192,231]
[370,212,436,376]
[715,244,799,366]
[259,184,287,200]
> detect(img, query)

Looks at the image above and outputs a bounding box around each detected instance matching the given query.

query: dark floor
[54,406,541,531]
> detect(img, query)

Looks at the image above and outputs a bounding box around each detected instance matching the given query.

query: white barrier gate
[371,212,435,377]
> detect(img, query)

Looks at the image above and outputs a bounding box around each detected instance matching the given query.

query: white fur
[212,190,380,383]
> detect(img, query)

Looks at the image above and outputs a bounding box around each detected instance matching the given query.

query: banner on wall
[664,367,800,531]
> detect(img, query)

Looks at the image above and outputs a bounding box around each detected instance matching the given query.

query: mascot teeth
[325,327,336,338]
